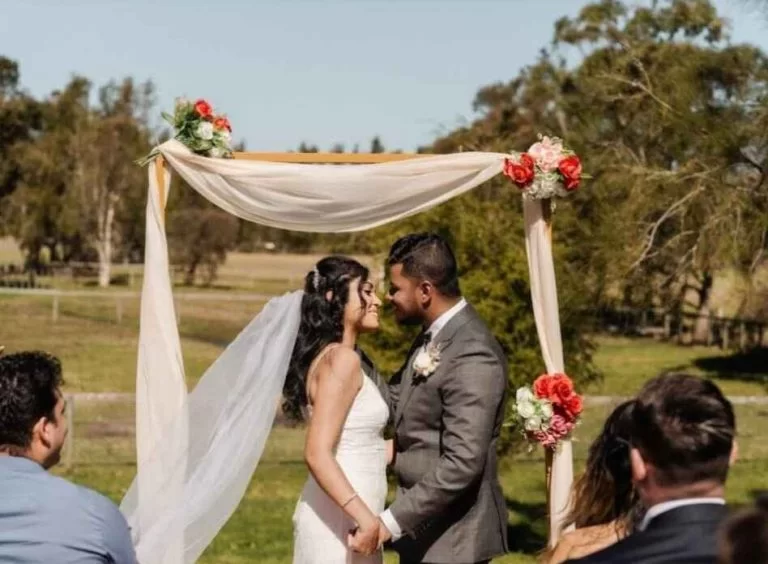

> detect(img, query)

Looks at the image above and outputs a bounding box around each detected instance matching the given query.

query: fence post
[52,295,59,323]
[663,314,672,339]
[722,322,730,350]
[739,321,748,351]
[63,396,75,470]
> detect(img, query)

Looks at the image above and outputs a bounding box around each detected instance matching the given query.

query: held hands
[348,518,392,555]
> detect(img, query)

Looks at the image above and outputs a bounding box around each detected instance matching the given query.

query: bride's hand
[348,518,380,555]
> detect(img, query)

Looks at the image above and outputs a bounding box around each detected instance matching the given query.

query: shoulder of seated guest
[562,524,623,561]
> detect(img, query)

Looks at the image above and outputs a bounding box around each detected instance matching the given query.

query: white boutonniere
[412,342,441,381]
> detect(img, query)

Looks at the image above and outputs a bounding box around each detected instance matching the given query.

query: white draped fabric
[121,139,573,562]
[523,199,574,544]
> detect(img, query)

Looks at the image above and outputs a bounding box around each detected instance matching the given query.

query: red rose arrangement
[510,372,583,450]
[502,135,585,199]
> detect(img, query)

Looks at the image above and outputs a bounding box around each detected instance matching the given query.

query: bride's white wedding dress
[292,369,389,564]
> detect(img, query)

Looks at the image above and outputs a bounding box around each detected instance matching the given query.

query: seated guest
[718,494,768,564]
[548,401,642,562]
[566,373,736,563]
[0,351,136,563]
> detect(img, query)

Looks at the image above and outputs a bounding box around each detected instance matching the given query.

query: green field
[1,280,767,563]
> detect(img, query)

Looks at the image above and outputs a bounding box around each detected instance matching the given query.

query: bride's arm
[304,347,380,555]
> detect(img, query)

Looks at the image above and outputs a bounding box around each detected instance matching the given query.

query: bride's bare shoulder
[315,345,360,381]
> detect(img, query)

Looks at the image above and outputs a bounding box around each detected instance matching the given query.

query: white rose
[524,415,542,432]
[210,147,225,158]
[197,121,214,140]
[516,401,535,419]
[540,401,553,419]
[516,387,534,403]
[412,350,432,374]
[218,129,232,142]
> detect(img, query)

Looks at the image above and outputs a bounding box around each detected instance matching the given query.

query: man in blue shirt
[0,351,136,563]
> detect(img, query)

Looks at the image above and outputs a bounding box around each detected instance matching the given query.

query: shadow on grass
[505,497,547,554]
[692,347,768,387]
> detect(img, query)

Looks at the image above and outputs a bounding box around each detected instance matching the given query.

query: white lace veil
[120,290,303,563]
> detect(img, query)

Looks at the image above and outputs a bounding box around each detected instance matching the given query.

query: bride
[120,255,392,564]
[286,255,391,564]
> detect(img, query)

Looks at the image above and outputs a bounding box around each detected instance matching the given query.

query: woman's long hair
[562,400,642,534]
[283,255,369,421]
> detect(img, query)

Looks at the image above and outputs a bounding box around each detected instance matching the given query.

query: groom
[356,233,509,563]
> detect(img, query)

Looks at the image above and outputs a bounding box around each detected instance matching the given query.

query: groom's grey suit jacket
[364,303,509,563]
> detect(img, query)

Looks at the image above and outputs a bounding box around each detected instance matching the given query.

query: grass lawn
[590,335,767,396]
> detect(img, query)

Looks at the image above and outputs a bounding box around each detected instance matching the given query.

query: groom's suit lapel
[395,304,475,426]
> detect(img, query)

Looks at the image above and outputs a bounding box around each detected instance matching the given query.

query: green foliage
[168,207,240,286]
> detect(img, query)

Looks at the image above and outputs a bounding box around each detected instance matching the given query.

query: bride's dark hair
[283,255,370,421]
[561,400,643,534]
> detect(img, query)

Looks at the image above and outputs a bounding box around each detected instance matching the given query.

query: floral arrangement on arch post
[138,98,233,165]
[509,373,583,450]
[502,135,584,199]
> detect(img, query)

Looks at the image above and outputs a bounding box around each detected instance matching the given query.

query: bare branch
[629,185,707,270]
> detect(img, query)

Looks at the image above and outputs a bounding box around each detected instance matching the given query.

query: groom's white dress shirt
[380,298,468,541]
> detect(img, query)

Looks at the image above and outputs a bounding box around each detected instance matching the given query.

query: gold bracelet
[342,493,358,508]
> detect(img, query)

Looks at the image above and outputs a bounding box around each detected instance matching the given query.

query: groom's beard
[391,307,425,327]
[396,314,423,327]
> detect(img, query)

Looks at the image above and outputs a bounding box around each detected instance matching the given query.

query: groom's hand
[348,519,380,555]
[377,519,392,546]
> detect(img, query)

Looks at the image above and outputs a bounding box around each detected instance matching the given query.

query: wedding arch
[121,136,577,563]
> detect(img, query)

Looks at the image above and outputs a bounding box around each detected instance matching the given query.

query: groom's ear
[418,280,434,303]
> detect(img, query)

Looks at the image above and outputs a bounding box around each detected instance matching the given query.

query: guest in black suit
[566,373,737,564]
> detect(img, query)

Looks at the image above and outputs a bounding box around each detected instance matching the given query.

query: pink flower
[528,136,564,172]
[532,430,558,448]
[549,414,570,437]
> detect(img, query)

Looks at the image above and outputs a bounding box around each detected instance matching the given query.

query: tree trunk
[96,194,116,288]
[692,272,714,344]
[184,257,200,286]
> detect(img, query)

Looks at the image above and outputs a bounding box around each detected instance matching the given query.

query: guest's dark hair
[562,401,642,534]
[718,494,768,564]
[632,373,735,487]
[283,256,369,420]
[387,232,460,297]
[0,351,63,453]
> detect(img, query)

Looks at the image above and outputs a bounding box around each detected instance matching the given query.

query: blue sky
[2,0,767,152]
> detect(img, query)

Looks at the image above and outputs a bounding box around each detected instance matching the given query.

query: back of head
[387,232,460,298]
[283,256,369,420]
[0,351,63,457]
[719,495,768,564]
[632,373,735,490]
[564,400,640,532]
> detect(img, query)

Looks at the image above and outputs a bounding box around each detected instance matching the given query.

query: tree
[0,57,41,237]
[8,76,153,284]
[168,207,239,286]
[551,0,768,334]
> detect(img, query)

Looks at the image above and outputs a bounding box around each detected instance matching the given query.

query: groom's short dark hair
[387,233,461,297]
